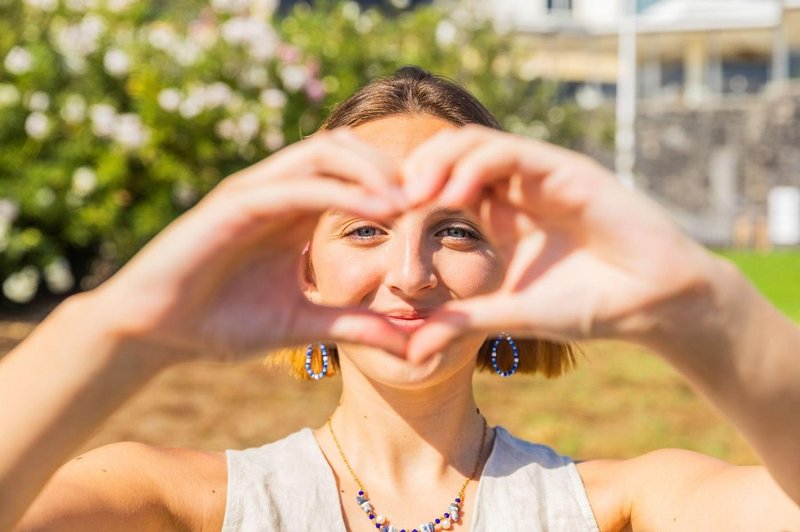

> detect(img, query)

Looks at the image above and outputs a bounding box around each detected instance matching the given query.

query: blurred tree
[0,0,611,308]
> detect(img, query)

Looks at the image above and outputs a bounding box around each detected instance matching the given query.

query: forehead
[350,114,458,165]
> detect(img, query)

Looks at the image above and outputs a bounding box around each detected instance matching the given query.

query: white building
[485,0,800,105]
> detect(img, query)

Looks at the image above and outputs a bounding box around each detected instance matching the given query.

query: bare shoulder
[578,449,800,532]
[17,441,227,532]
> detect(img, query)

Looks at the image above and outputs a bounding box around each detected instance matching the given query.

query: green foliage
[0,0,611,307]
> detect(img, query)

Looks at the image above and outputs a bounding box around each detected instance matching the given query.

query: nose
[384,233,438,297]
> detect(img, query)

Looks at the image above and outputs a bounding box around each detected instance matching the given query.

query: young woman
[3,67,800,531]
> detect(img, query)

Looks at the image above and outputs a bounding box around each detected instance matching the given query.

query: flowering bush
[0,0,610,307]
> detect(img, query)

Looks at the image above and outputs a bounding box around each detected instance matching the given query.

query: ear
[300,241,322,304]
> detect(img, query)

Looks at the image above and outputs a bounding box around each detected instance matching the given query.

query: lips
[384,315,428,332]
[378,310,432,333]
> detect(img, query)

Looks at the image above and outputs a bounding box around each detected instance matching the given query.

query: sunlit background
[1,0,798,462]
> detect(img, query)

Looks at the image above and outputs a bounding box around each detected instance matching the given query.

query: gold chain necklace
[326,415,488,532]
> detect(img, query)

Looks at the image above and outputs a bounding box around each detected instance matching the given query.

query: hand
[91,129,409,364]
[401,125,717,363]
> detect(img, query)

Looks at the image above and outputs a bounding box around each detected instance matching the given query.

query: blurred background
[0,0,798,462]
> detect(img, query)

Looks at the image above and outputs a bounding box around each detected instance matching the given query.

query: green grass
[715,249,800,321]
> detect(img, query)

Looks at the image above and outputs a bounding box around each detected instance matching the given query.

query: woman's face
[305,115,505,388]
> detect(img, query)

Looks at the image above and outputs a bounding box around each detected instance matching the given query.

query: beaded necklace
[326,416,488,532]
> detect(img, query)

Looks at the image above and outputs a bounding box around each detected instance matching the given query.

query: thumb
[407,293,527,364]
[298,304,409,358]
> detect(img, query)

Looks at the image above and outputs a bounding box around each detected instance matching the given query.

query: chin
[337,336,482,390]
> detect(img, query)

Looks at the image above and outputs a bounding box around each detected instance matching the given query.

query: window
[546,0,573,12]
[722,59,768,94]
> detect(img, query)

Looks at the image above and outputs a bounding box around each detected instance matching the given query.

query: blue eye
[355,227,378,237]
[345,225,383,240]
[437,226,479,240]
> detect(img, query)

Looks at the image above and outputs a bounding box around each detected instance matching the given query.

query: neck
[325,353,488,486]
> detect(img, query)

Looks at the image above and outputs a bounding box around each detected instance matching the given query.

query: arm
[0,294,171,531]
[0,129,407,529]
[634,256,800,504]
[16,440,226,531]
[401,125,800,504]
[587,449,800,531]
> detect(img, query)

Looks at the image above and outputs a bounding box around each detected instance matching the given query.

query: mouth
[383,315,430,333]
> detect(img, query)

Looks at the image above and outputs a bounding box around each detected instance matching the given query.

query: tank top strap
[222,428,346,532]
[471,426,600,531]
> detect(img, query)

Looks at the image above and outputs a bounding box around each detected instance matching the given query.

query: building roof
[636,0,781,33]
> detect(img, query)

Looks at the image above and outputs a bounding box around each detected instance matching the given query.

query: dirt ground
[1,301,759,464]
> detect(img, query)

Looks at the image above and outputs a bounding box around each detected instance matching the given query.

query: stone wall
[634,83,800,247]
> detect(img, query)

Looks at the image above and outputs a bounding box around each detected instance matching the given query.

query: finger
[233,131,404,208]
[235,175,399,221]
[406,293,533,364]
[400,126,486,205]
[324,128,409,208]
[296,304,409,357]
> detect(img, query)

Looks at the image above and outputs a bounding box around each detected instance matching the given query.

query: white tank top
[222,426,600,531]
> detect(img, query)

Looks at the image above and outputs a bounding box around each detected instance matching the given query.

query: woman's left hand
[400,125,719,363]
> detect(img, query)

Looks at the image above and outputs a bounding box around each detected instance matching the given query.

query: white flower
[60,94,86,123]
[4,47,34,76]
[106,0,134,12]
[112,113,148,149]
[72,166,97,196]
[44,257,75,294]
[65,0,99,11]
[103,48,130,77]
[35,187,56,208]
[28,91,50,112]
[172,181,198,208]
[24,0,58,12]
[203,82,232,108]
[342,1,360,21]
[0,84,20,107]
[211,0,252,14]
[157,88,182,112]
[25,112,50,139]
[279,64,308,92]
[147,24,179,51]
[215,118,236,140]
[224,92,245,114]
[90,103,117,137]
[178,95,203,119]
[220,17,278,60]
[575,85,602,110]
[2,266,40,304]
[0,199,20,223]
[263,129,284,151]
[237,112,260,143]
[171,40,201,67]
[259,88,287,109]
[435,20,457,48]
[80,13,106,43]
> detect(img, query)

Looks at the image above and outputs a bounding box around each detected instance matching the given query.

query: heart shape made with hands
[296,125,689,366]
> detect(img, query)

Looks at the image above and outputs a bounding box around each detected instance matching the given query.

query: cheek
[312,248,384,306]
[435,250,504,296]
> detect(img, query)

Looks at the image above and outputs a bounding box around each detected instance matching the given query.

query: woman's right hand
[89,129,409,364]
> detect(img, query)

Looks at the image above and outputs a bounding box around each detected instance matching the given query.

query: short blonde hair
[266,339,578,381]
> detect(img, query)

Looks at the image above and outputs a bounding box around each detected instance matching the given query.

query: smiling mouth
[383,316,429,332]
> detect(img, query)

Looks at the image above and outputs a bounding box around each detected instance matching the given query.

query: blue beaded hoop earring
[490,333,519,377]
[305,343,329,380]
